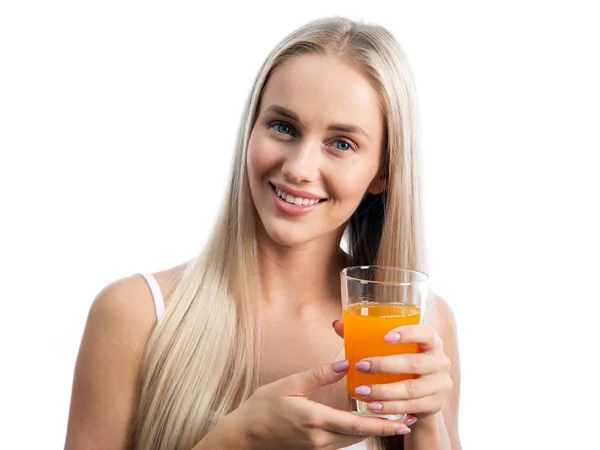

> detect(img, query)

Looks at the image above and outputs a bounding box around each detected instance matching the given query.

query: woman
[65,16,461,450]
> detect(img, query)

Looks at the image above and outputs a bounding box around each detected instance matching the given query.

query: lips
[269,181,327,201]
[268,182,327,216]
[270,183,325,206]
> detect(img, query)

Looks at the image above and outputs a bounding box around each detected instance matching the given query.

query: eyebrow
[264,105,299,122]
[263,104,371,141]
[327,124,371,141]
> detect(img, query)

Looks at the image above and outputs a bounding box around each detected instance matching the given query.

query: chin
[261,221,314,247]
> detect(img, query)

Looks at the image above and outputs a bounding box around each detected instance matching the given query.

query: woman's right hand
[220,360,411,450]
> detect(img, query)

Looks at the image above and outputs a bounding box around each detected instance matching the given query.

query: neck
[257,227,349,311]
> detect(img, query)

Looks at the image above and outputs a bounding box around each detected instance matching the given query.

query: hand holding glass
[341,266,428,420]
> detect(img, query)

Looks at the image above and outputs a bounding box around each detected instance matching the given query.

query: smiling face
[247,54,386,248]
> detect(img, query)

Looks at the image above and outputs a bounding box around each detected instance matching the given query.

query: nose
[281,138,321,185]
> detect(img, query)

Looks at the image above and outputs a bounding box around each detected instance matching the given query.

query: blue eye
[273,122,293,135]
[334,140,353,152]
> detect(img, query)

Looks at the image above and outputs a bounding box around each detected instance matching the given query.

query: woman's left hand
[332,320,452,421]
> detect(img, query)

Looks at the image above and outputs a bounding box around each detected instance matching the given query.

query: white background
[1,1,599,448]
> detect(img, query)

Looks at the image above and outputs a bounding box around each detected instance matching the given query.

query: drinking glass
[341,265,428,420]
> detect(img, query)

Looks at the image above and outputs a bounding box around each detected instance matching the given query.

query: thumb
[272,360,349,396]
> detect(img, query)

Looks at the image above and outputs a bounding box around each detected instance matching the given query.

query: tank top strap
[139,273,165,323]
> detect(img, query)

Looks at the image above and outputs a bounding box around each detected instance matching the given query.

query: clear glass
[341,266,428,420]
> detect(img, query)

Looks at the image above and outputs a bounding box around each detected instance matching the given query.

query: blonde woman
[65,16,461,450]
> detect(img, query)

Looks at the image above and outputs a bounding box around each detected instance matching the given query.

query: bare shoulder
[425,292,458,340]
[90,274,157,333]
[425,292,460,370]
[64,263,187,450]
[425,292,462,449]
[83,265,188,352]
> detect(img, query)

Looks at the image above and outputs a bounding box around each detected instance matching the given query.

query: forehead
[259,54,384,137]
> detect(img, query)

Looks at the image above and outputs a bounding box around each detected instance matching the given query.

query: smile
[274,187,322,206]
[269,182,327,216]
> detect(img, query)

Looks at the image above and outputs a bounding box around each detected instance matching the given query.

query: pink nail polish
[368,402,383,411]
[355,361,371,372]
[395,427,411,435]
[384,332,401,343]
[405,416,418,426]
[355,385,371,396]
[333,360,349,373]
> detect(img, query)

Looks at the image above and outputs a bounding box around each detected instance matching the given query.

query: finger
[353,373,450,401]
[384,324,442,352]
[332,319,344,338]
[364,394,442,416]
[356,352,450,376]
[320,407,410,437]
[271,360,349,396]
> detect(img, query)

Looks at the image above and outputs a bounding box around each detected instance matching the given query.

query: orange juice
[343,303,421,397]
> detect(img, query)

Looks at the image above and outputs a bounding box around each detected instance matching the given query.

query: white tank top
[139,273,369,450]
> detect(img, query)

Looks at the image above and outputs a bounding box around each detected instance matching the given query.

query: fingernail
[355,361,371,372]
[405,415,418,426]
[333,360,349,373]
[332,320,338,328]
[367,402,383,411]
[355,385,371,396]
[384,332,401,343]
[395,427,411,435]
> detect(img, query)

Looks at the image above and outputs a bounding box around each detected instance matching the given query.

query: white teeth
[275,186,321,206]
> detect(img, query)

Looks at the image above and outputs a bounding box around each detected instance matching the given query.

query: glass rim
[340,265,428,285]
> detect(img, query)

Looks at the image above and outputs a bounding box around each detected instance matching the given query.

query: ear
[367,172,387,195]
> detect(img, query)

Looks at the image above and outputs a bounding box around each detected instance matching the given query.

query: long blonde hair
[133,16,426,450]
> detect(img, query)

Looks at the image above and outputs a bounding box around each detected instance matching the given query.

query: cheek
[331,165,378,202]
[247,132,280,181]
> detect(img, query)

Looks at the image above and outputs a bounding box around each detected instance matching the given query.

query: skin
[64,54,461,450]
[246,54,387,396]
